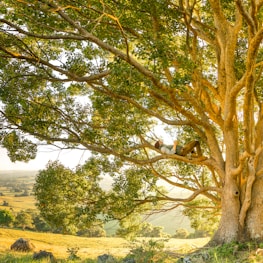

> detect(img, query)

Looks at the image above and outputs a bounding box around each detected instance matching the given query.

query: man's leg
[180,141,202,156]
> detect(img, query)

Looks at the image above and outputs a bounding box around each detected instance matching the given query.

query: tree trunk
[211,176,240,244]
[246,176,263,239]
[212,153,263,244]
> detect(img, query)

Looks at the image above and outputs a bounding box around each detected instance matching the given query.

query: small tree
[33,214,52,232]
[174,228,189,239]
[117,219,169,238]
[77,226,106,237]
[15,211,34,230]
[0,209,14,227]
[138,222,169,238]
[34,160,106,234]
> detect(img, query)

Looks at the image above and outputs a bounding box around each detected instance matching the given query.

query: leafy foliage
[14,211,34,230]
[1,0,263,243]
[34,159,163,234]
[34,160,105,234]
[173,228,189,239]
[77,226,106,237]
[1,131,37,162]
[125,239,171,263]
[183,199,220,236]
[0,209,14,227]
[117,220,169,239]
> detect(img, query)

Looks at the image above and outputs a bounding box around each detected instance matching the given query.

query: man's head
[154,140,163,149]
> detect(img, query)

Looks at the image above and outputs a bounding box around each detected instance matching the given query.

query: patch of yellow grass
[164,237,210,254]
[0,228,131,259]
[0,228,210,260]
[0,195,36,212]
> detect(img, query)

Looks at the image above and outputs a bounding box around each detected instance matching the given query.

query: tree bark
[211,176,240,244]
[246,176,263,240]
[245,143,263,240]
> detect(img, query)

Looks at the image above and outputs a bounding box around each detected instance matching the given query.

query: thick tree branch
[149,186,221,203]
[0,45,110,83]
[231,151,251,176]
[235,0,256,35]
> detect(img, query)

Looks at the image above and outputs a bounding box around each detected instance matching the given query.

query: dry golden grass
[0,228,130,259]
[0,195,36,212]
[0,172,36,212]
[0,228,210,260]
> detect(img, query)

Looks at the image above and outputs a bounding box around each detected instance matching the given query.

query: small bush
[67,247,81,260]
[125,239,171,263]
[206,242,258,263]
[173,228,189,239]
[33,250,56,262]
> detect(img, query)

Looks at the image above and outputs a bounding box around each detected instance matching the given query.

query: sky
[0,125,172,171]
[0,146,91,171]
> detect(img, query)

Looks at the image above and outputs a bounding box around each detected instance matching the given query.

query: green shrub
[0,253,34,263]
[67,247,81,260]
[125,239,171,263]
[173,228,189,239]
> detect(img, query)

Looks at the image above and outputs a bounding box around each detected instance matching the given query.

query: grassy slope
[2,229,263,263]
[0,228,131,259]
[0,228,210,260]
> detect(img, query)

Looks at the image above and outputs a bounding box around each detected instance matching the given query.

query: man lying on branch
[154,139,202,157]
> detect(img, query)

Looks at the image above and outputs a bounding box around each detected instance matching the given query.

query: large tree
[0,0,263,244]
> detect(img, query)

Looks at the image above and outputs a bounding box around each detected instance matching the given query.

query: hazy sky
[0,146,90,171]
[0,126,172,171]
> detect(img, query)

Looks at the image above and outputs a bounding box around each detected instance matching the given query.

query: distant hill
[146,208,192,234]
[0,170,38,178]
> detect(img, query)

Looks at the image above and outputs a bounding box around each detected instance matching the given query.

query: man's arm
[172,140,178,153]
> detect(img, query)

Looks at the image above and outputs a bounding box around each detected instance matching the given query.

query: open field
[0,171,36,213]
[1,229,263,263]
[0,195,36,212]
[0,228,210,260]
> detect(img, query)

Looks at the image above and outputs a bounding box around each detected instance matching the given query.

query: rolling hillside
[0,228,209,260]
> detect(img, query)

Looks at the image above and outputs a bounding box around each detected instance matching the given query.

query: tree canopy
[1,0,263,244]
[0,209,14,227]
